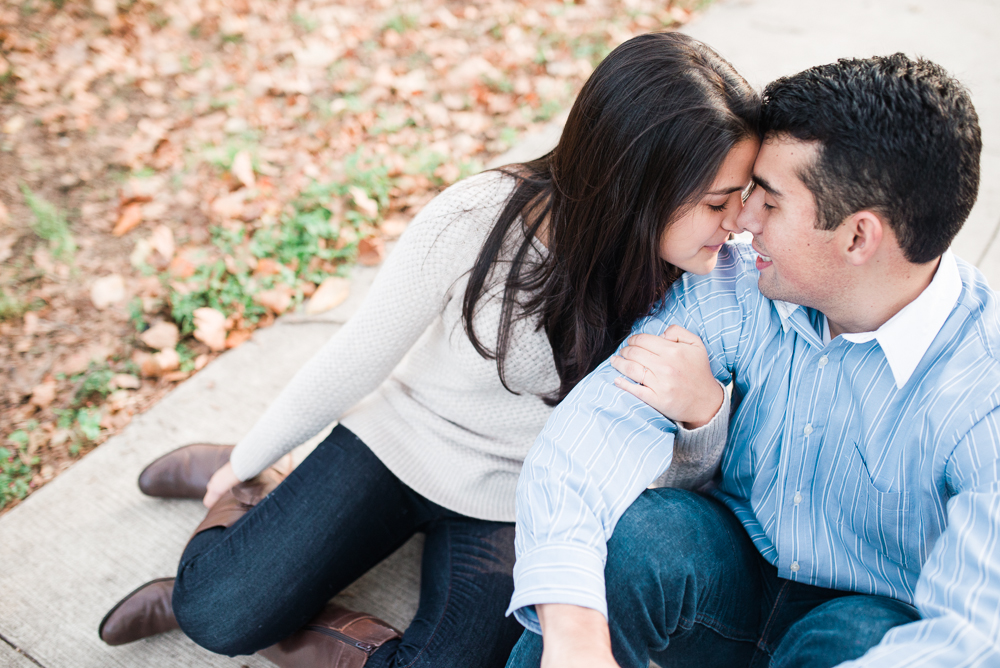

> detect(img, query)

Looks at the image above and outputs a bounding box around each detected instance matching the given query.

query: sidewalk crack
[0,632,45,667]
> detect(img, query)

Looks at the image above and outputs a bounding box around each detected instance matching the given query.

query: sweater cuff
[674,380,730,451]
[651,381,730,490]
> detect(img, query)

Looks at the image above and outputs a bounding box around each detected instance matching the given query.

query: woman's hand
[611,324,722,429]
[203,461,241,508]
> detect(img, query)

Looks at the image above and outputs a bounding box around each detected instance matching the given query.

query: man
[505,53,994,668]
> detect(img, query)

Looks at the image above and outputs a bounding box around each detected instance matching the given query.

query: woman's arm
[214,173,512,493]
[611,324,730,491]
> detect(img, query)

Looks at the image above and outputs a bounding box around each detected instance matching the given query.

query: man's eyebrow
[752,175,782,198]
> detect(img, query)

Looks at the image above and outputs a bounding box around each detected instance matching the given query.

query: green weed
[382,13,417,34]
[0,287,27,321]
[21,185,75,262]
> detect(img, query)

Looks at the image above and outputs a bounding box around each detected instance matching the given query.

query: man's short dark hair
[761,53,981,263]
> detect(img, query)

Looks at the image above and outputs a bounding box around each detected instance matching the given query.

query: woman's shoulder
[403,169,519,244]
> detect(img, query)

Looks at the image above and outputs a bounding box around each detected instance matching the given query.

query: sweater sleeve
[228,172,512,481]
[650,380,730,490]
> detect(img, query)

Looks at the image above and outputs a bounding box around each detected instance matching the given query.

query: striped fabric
[509,243,1000,667]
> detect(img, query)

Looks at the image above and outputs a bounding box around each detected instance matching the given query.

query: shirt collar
[776,251,962,389]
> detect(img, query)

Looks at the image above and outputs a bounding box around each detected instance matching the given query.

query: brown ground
[0,0,701,512]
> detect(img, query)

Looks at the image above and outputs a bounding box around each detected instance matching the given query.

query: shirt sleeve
[837,407,1000,668]
[229,173,510,480]
[652,380,730,490]
[507,248,747,632]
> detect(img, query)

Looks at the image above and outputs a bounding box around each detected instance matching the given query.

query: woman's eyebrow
[705,186,744,196]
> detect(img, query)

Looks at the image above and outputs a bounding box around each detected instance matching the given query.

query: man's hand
[203,461,240,508]
[537,604,621,668]
[611,324,723,429]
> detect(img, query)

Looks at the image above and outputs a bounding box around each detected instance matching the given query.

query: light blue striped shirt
[509,243,1000,667]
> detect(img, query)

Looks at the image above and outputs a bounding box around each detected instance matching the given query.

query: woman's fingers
[613,374,657,404]
[610,354,651,384]
[662,324,705,348]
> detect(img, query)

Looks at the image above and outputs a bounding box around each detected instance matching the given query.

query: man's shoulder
[953,257,1000,364]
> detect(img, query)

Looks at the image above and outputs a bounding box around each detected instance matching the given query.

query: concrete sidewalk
[1,1,998,666]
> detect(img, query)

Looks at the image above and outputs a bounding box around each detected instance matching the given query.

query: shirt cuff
[506,542,609,633]
[651,381,730,490]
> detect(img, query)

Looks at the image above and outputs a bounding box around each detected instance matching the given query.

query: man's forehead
[753,135,820,196]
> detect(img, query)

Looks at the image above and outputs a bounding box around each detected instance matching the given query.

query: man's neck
[826,256,941,339]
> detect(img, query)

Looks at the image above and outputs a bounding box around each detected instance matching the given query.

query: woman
[98,32,759,668]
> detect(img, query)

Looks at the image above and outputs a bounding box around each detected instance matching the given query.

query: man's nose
[736,189,762,235]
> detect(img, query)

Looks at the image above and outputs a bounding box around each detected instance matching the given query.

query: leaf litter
[0,0,703,511]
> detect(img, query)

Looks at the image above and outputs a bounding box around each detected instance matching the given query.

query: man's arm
[837,407,1000,667]
[507,247,749,635]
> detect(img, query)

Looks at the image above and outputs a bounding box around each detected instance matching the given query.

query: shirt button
[818,355,828,368]
[790,561,800,573]
[803,424,813,436]
[793,492,803,505]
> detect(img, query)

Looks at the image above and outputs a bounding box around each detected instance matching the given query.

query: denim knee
[771,595,921,668]
[604,489,709,605]
[505,629,544,668]
[172,575,263,656]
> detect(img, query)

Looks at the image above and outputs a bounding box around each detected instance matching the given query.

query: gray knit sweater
[229,171,729,522]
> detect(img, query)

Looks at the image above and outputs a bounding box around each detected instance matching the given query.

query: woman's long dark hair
[463,32,760,405]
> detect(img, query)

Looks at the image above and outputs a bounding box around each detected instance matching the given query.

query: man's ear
[840,210,884,266]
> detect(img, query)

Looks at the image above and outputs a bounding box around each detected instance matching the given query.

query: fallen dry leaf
[168,255,197,279]
[254,286,293,315]
[134,351,161,378]
[225,329,252,348]
[306,276,351,314]
[193,307,228,351]
[0,234,16,265]
[90,274,126,309]
[153,347,180,372]
[231,150,256,189]
[357,236,385,266]
[112,203,143,236]
[150,225,175,261]
[139,321,179,351]
[211,190,247,220]
[380,216,409,240]
[110,373,142,390]
[29,382,57,409]
[253,257,281,277]
[348,186,379,219]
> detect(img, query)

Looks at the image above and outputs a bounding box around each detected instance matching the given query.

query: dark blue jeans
[506,488,920,668]
[172,424,523,668]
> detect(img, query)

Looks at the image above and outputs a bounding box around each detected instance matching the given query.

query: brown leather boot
[190,464,289,537]
[138,443,235,499]
[99,578,179,646]
[100,464,291,646]
[258,604,402,668]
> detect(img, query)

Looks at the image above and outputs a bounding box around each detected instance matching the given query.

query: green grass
[1,427,39,509]
[21,184,75,262]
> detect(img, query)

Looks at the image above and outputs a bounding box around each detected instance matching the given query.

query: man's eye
[762,203,775,211]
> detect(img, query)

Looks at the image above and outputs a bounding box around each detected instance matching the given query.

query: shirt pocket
[832,444,920,571]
